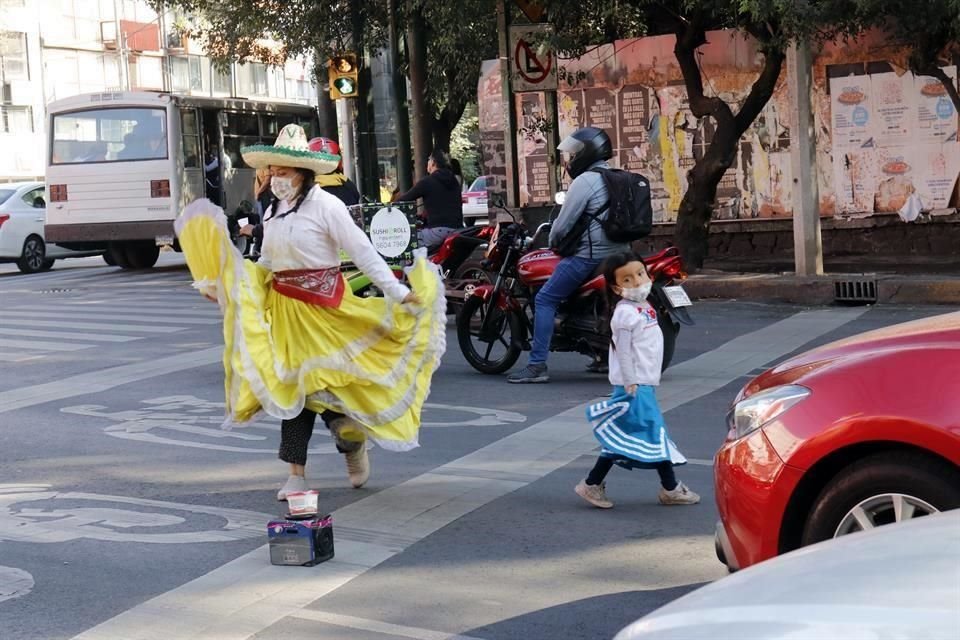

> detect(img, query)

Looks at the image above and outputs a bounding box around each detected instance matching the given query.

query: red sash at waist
[272,268,345,308]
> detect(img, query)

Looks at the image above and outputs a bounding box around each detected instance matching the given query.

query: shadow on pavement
[463,585,707,640]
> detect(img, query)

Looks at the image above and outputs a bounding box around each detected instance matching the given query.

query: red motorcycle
[456,216,694,375]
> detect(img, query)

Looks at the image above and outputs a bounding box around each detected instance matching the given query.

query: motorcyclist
[393,150,464,250]
[507,127,629,384]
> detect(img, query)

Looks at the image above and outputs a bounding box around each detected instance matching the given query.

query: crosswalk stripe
[0,351,41,362]
[0,338,91,352]
[0,328,140,343]
[0,319,182,333]
[0,311,219,325]
[19,306,220,319]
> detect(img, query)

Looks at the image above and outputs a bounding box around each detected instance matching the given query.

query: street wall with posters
[476,29,960,223]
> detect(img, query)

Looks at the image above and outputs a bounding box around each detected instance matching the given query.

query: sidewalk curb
[684,273,960,306]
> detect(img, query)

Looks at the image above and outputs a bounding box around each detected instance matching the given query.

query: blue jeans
[529,255,601,365]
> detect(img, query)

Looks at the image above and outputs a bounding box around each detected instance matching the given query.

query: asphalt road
[0,254,950,640]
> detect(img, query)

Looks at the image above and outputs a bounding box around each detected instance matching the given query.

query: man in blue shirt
[508,127,629,384]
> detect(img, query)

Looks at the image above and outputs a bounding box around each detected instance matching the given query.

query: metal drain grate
[834,278,877,304]
[38,288,74,294]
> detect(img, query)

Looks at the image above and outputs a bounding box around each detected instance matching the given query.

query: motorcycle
[345,204,494,299]
[455,212,694,375]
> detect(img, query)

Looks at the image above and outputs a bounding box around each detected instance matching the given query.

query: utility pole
[407,5,430,182]
[787,40,824,276]
[496,0,520,208]
[113,0,129,90]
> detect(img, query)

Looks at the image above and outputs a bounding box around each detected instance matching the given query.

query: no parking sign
[509,25,557,93]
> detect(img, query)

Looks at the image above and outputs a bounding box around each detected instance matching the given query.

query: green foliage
[450,104,481,185]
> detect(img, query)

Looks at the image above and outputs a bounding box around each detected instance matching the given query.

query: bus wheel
[106,243,129,268]
[124,242,160,269]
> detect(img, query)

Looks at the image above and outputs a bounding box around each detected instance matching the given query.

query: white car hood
[615,512,960,640]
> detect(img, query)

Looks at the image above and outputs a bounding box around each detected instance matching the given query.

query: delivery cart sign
[510,25,557,92]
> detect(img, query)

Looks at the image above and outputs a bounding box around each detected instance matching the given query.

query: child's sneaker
[575,480,613,509]
[658,482,700,505]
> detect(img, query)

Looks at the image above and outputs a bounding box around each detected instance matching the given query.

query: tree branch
[672,16,734,129]
[733,47,786,136]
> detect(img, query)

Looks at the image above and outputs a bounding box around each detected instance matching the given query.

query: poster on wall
[830,75,874,150]
[833,149,879,213]
[583,88,620,150]
[915,68,958,144]
[871,72,913,147]
[558,90,584,140]
[914,143,960,209]
[873,146,917,212]
[517,93,552,206]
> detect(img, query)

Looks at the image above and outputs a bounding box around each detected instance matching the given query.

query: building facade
[0,0,319,181]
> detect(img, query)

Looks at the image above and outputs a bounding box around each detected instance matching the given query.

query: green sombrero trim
[240,145,340,163]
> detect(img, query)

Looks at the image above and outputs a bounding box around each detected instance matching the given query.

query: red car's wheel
[801,451,960,546]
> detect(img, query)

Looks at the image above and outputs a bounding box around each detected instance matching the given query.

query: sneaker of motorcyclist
[394,150,464,251]
[507,127,630,384]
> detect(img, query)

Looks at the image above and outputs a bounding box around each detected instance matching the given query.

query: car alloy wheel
[834,493,938,537]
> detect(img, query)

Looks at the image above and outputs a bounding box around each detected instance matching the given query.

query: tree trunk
[670,19,785,271]
[351,3,380,201]
[389,0,413,192]
[406,4,431,181]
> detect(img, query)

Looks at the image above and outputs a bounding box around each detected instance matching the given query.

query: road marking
[0,310,220,325]
[0,566,34,604]
[0,337,92,352]
[0,347,223,415]
[72,308,868,640]
[0,319,183,333]
[0,484,267,544]
[289,610,487,640]
[0,328,140,342]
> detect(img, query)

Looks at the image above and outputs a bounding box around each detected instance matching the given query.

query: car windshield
[0,189,14,205]
[470,177,486,192]
[51,107,168,164]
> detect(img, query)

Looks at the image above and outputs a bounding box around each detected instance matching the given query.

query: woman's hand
[625,384,638,397]
[239,224,255,237]
[402,292,422,305]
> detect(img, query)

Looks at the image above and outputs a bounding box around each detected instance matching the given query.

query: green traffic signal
[334,77,356,96]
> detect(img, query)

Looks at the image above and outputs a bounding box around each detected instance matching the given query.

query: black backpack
[554,168,653,256]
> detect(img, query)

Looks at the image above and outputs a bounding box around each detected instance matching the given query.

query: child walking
[575,252,700,509]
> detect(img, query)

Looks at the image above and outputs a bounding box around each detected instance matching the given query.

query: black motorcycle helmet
[558,127,613,179]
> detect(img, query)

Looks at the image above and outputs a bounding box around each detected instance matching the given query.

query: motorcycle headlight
[729,385,810,441]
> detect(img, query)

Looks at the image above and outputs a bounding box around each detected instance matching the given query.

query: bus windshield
[51,107,168,164]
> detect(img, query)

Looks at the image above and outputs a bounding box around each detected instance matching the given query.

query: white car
[614,511,960,640]
[0,181,101,273]
[462,175,490,224]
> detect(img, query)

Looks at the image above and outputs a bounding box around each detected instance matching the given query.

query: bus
[45,91,320,268]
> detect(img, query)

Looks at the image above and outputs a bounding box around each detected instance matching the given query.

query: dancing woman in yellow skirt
[174,124,445,500]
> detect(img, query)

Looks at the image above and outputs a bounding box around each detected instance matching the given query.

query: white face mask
[620,282,652,302]
[271,176,298,202]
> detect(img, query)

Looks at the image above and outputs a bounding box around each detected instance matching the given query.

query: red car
[714,312,960,571]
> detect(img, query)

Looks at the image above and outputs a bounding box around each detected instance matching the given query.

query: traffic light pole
[337,99,357,183]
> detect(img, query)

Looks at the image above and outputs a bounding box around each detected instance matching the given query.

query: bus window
[225,111,258,136]
[260,113,278,139]
[180,108,201,168]
[299,117,315,139]
[51,107,167,164]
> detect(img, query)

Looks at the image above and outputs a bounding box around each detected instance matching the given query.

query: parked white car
[0,181,101,273]
[614,511,960,640]
[462,175,490,224]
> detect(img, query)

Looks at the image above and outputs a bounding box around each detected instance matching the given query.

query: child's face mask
[619,283,652,302]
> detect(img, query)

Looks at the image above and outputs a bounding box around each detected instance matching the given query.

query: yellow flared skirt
[174,200,446,450]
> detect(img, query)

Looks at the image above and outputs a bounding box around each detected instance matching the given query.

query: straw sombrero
[241,124,340,174]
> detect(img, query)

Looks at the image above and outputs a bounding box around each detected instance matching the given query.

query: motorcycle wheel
[657,306,679,371]
[457,294,523,375]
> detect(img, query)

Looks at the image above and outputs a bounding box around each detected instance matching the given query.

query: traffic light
[329,54,359,100]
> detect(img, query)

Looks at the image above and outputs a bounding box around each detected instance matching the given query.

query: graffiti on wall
[477,29,960,220]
